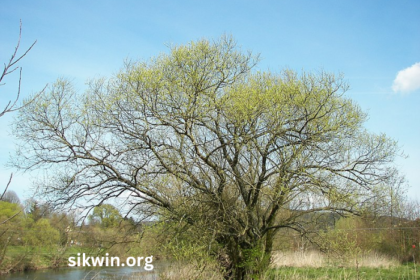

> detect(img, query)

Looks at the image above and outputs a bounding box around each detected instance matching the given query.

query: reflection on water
[0,266,160,280]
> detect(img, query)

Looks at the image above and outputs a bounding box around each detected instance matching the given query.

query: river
[0,266,160,280]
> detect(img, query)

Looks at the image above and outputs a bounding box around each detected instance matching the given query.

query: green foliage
[319,216,383,266]
[23,218,60,247]
[89,204,122,228]
[238,245,269,280]
[0,201,22,221]
[0,201,24,249]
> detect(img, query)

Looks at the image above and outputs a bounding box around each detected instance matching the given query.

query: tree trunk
[220,235,273,280]
[261,229,274,271]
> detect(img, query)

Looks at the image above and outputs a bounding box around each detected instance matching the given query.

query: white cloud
[392,62,420,94]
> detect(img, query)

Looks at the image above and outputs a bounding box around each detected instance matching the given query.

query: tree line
[0,194,147,273]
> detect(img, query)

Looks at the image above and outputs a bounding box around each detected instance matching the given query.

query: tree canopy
[13,36,401,279]
[89,204,122,228]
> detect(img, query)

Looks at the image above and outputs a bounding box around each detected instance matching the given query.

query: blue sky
[1,0,419,201]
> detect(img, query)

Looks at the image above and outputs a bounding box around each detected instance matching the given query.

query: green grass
[265,265,420,280]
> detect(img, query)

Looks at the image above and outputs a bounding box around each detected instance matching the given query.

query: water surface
[0,266,159,280]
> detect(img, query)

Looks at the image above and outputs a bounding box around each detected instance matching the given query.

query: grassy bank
[158,250,419,280]
[0,245,92,274]
[266,266,419,280]
[265,251,419,280]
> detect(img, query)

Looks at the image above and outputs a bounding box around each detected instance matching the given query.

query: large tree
[13,37,400,279]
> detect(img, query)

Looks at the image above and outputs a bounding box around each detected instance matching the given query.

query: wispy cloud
[392,62,420,94]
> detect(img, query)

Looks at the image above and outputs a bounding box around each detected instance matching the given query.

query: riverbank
[1,245,164,275]
[0,245,78,274]
[1,246,145,274]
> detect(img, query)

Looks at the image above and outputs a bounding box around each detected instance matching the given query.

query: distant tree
[49,211,75,245]
[23,218,60,247]
[0,190,20,205]
[27,200,52,222]
[89,204,122,228]
[13,37,402,279]
[0,201,23,225]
